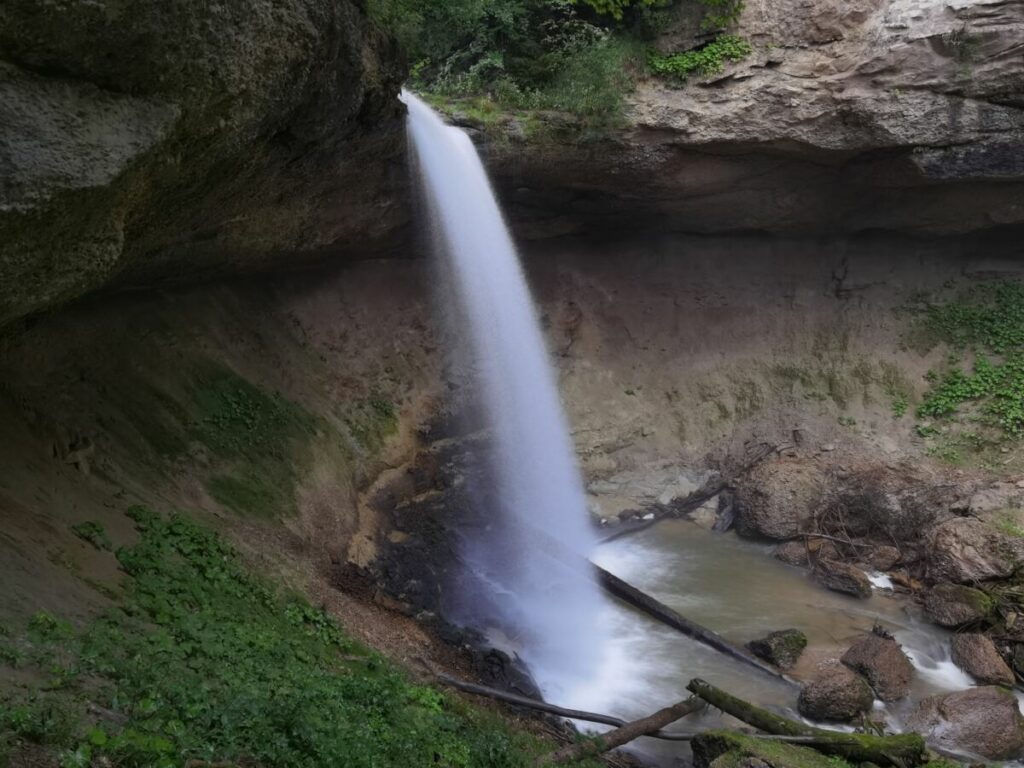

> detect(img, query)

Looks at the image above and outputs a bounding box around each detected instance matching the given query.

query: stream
[562,520,977,765]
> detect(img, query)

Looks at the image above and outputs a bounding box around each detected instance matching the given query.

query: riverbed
[560,520,975,764]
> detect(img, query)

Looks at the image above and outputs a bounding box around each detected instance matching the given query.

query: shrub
[649,34,751,78]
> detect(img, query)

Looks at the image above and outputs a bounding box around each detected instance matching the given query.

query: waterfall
[403,91,607,698]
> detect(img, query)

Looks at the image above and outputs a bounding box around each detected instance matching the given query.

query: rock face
[747,629,808,669]
[926,517,1024,583]
[908,686,1024,761]
[924,582,995,627]
[841,631,914,701]
[814,560,873,598]
[733,460,824,540]
[0,0,406,325]
[951,633,1015,686]
[798,661,874,721]
[482,0,1024,240]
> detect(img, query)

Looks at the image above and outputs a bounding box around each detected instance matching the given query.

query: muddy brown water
[557,520,981,765]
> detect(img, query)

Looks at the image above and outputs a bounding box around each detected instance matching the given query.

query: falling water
[402,91,607,698]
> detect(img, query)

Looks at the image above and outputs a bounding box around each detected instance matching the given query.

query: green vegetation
[1,508,588,767]
[70,521,112,552]
[371,0,750,126]
[693,731,856,768]
[891,395,909,418]
[648,33,750,78]
[914,281,1024,443]
[191,371,316,518]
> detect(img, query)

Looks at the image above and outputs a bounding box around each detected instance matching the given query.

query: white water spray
[403,91,607,698]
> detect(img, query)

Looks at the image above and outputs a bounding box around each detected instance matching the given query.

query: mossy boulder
[748,629,808,670]
[923,582,994,627]
[693,731,853,768]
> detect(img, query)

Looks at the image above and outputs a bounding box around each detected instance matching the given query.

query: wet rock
[924,582,995,627]
[951,633,1015,687]
[747,629,807,670]
[908,686,1024,761]
[869,545,901,571]
[841,630,914,701]
[733,460,824,541]
[927,517,1024,583]
[814,560,872,599]
[797,661,874,722]
[774,541,809,567]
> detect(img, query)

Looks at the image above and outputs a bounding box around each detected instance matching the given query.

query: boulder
[926,517,1024,584]
[797,661,874,722]
[814,560,872,599]
[774,541,809,567]
[747,629,807,670]
[950,633,1015,687]
[733,460,824,541]
[924,582,994,627]
[908,686,1024,761]
[841,630,914,701]
[869,545,901,571]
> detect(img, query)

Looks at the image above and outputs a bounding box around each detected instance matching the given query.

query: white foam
[867,571,894,590]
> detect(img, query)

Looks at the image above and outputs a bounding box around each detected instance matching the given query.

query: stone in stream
[923,582,995,627]
[746,629,807,670]
[813,560,872,599]
[908,686,1024,761]
[868,545,901,571]
[797,660,874,722]
[950,633,1015,687]
[840,629,914,701]
[773,540,809,567]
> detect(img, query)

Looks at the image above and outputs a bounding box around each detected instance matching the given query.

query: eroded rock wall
[481,0,1024,239]
[0,0,407,325]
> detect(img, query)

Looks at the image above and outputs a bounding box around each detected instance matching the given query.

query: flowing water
[403,91,609,699]
[577,520,974,763]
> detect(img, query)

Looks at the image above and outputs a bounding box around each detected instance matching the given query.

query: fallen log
[422,662,694,740]
[596,566,793,684]
[537,697,703,765]
[528,523,792,684]
[687,678,927,766]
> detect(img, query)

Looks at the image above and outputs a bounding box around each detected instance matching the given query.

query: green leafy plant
[649,34,752,78]
[891,396,909,418]
[913,281,1024,441]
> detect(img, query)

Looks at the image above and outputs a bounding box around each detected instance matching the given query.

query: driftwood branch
[596,566,793,684]
[538,697,704,765]
[687,678,927,766]
[600,441,779,542]
[421,660,695,740]
[530,523,792,684]
[796,532,874,550]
